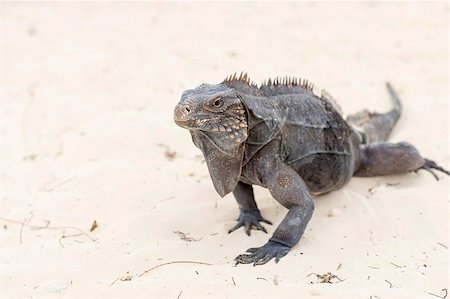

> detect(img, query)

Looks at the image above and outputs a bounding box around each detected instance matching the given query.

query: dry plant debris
[173,230,202,242]
[157,143,177,161]
[308,272,344,284]
[0,217,96,247]
[90,220,98,232]
[138,260,212,278]
[427,289,448,299]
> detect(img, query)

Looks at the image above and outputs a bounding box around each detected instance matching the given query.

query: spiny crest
[223,72,314,91]
[223,72,258,87]
[223,72,342,116]
[260,76,314,91]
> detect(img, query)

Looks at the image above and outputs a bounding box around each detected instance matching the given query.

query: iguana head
[174,84,248,144]
[174,83,248,197]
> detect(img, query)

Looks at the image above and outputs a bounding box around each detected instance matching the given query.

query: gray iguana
[173,72,449,266]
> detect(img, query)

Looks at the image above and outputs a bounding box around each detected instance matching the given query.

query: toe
[246,247,260,253]
[228,221,243,234]
[245,222,251,236]
[261,219,273,225]
[253,254,273,266]
[274,249,290,263]
[255,222,267,233]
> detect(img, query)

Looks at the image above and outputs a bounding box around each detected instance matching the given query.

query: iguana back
[224,75,360,194]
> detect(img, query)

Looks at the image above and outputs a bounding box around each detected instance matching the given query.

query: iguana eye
[212,97,223,107]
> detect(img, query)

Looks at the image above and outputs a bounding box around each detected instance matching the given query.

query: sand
[0,2,448,298]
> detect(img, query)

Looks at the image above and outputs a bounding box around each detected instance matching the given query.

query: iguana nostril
[173,103,194,128]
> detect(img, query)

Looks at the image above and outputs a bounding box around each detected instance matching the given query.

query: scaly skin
[173,73,449,266]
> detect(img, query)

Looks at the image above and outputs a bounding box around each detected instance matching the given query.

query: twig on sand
[58,230,66,248]
[176,290,183,299]
[173,230,202,242]
[31,219,50,230]
[427,289,448,299]
[437,242,448,249]
[390,262,402,268]
[0,217,96,244]
[59,232,85,248]
[160,196,175,202]
[385,279,393,288]
[231,276,236,286]
[109,277,120,287]
[110,260,212,287]
[138,260,212,277]
[19,218,27,244]
[42,176,76,192]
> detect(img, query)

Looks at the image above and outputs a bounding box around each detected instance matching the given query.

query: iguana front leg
[235,159,314,266]
[228,181,272,236]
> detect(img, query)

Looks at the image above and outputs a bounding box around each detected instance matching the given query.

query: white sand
[0,2,448,298]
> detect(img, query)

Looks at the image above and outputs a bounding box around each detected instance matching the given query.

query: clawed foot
[234,240,291,266]
[228,208,272,236]
[418,159,450,180]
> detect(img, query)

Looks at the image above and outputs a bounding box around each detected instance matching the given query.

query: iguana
[173,72,449,266]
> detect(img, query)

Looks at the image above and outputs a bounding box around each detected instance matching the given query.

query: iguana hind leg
[354,142,450,179]
[347,82,402,143]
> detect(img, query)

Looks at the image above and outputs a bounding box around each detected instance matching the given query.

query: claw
[261,219,273,225]
[228,223,242,234]
[422,168,439,180]
[246,247,260,253]
[254,254,272,266]
[255,223,267,233]
[419,159,450,180]
[274,249,290,263]
[245,222,251,236]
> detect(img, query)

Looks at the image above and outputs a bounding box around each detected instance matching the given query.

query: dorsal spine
[223,72,314,91]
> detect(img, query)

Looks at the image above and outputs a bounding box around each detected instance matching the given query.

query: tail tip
[385,81,402,111]
[385,81,393,91]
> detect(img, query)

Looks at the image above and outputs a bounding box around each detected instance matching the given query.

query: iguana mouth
[175,117,248,143]
[176,111,248,143]
[173,117,195,129]
[197,113,247,143]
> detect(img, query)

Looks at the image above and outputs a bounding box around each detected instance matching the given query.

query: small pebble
[328,208,342,217]
[273,274,279,286]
